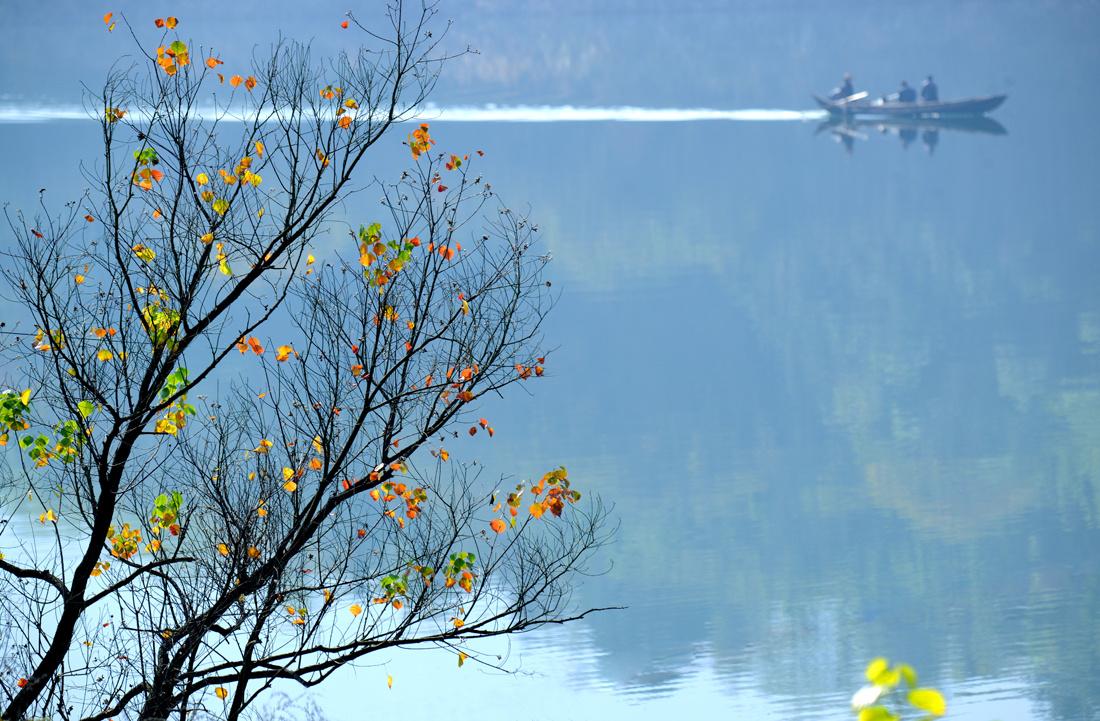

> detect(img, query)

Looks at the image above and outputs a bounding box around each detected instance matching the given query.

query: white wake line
[0,103,826,124]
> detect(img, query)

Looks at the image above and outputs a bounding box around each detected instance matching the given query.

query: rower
[831,73,855,100]
[890,80,917,103]
[920,75,939,102]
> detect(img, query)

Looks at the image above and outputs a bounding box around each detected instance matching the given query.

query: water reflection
[818,116,1008,155]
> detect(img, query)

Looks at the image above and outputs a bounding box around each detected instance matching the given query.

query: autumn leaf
[338,115,352,129]
[255,140,265,157]
[247,336,263,355]
[131,244,155,262]
[387,674,393,689]
[244,76,257,92]
[489,518,506,534]
[275,345,294,362]
[214,687,228,700]
[350,604,362,617]
[341,20,349,28]
[229,75,243,88]
[84,214,95,222]
[458,651,468,667]
[908,689,947,716]
[217,543,229,556]
[205,56,223,69]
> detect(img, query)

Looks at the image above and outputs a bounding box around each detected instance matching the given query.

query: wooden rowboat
[814,93,1007,117]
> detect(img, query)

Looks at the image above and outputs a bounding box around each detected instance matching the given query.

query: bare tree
[0,5,612,720]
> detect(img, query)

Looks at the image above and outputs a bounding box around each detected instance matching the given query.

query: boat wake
[0,103,827,124]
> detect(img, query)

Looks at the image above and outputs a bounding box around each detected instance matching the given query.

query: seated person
[831,73,855,100]
[921,75,939,102]
[890,81,917,103]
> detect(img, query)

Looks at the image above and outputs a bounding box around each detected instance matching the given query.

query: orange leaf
[165,16,178,29]
[229,75,243,88]
[341,20,349,29]
[154,18,165,28]
[84,214,95,222]
[489,518,506,534]
[244,76,257,92]
[103,12,113,25]
[275,344,294,361]
[338,115,352,129]
[205,56,223,69]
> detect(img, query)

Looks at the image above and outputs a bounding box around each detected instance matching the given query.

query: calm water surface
[2,2,1098,719]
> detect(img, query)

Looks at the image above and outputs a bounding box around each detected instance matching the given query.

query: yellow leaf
[19,389,31,405]
[275,345,293,361]
[865,657,889,684]
[75,273,85,284]
[247,546,260,559]
[254,438,273,453]
[196,172,209,185]
[214,687,228,700]
[282,466,294,481]
[201,232,214,244]
[217,543,229,556]
[350,603,362,617]
[908,688,946,716]
[458,652,467,667]
[386,674,393,689]
[255,140,265,157]
[283,480,298,493]
[857,708,896,721]
[132,244,155,262]
[96,349,114,362]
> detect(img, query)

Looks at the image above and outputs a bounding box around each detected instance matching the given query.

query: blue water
[1,2,1098,720]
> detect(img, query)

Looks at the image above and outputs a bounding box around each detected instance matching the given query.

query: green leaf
[77,400,95,418]
[908,688,946,716]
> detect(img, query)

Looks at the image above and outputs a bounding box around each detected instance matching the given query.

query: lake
[1,2,1098,720]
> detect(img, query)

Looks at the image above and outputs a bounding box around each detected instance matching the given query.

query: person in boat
[889,80,917,103]
[920,75,939,102]
[830,73,855,100]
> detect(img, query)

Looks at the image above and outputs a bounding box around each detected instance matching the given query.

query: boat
[814,93,1007,117]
